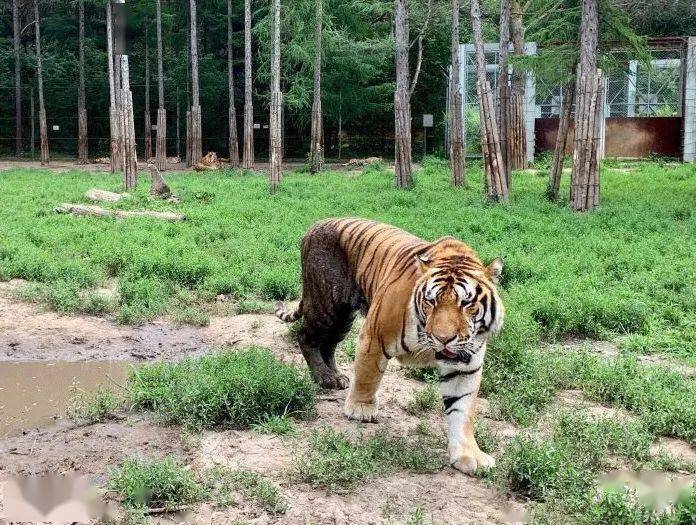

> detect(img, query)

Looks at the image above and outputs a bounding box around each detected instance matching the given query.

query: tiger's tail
[275,300,303,323]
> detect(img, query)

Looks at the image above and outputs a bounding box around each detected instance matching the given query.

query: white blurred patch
[600,469,693,514]
[2,474,110,523]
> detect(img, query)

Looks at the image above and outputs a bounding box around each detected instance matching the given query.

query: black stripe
[439,365,482,381]
[442,394,464,411]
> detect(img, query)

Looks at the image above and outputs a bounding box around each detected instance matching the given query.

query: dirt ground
[0,282,692,524]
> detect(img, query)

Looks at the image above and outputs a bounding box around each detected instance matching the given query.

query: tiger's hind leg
[298,313,352,390]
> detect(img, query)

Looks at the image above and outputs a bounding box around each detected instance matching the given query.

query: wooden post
[308,0,323,174]
[394,0,412,188]
[189,0,202,165]
[155,0,167,170]
[34,0,49,165]
[106,0,120,173]
[13,0,22,157]
[570,0,600,211]
[31,86,35,159]
[449,0,466,186]
[242,0,254,169]
[471,0,507,202]
[509,0,527,169]
[77,0,89,164]
[227,0,239,168]
[269,0,283,192]
[176,90,180,160]
[498,0,511,186]
[120,55,138,190]
[548,81,574,200]
[144,21,152,161]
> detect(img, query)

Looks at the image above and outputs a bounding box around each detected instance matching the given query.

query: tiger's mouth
[435,348,472,364]
[440,347,459,359]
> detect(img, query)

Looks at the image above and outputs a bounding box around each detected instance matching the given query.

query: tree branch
[407,0,433,97]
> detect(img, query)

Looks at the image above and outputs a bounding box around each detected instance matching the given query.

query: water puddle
[0,361,129,438]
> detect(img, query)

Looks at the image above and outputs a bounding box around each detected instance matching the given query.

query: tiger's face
[413,254,504,362]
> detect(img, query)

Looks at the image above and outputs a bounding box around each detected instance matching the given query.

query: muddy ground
[0,282,692,524]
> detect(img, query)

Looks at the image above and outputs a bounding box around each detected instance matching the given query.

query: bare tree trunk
[509,0,527,169]
[570,0,600,211]
[154,0,167,170]
[242,0,254,169]
[227,0,240,168]
[470,0,508,202]
[498,0,511,186]
[394,0,412,188]
[31,86,35,159]
[548,81,575,200]
[308,0,323,174]
[120,55,138,189]
[13,0,22,157]
[449,0,466,186]
[269,0,282,192]
[77,0,88,163]
[34,0,49,165]
[185,16,191,167]
[189,0,202,164]
[106,0,120,173]
[144,22,152,161]
[176,90,180,160]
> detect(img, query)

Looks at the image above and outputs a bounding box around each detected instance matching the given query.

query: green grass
[66,385,120,423]
[294,427,447,490]
[405,384,440,415]
[204,466,287,515]
[108,456,206,510]
[1,161,693,357]
[496,410,695,523]
[127,347,316,430]
[250,414,298,436]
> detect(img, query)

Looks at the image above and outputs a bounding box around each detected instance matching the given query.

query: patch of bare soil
[0,282,296,362]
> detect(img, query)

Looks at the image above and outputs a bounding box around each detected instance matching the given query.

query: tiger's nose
[432,333,456,345]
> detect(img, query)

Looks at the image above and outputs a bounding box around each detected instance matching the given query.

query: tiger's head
[413,239,504,362]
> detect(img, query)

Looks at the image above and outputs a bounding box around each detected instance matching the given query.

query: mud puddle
[0,360,129,438]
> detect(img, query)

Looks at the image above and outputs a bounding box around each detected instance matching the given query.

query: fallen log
[54,203,186,222]
[85,188,127,203]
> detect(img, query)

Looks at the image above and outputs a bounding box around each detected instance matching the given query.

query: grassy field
[2,159,695,523]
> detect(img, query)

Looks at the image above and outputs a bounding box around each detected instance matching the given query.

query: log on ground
[85,188,127,203]
[54,203,185,222]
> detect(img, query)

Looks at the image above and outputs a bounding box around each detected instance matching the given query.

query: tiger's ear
[486,257,504,284]
[415,254,431,274]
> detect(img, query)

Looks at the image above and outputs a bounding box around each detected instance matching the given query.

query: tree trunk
[176,90,180,160]
[227,0,240,168]
[155,0,167,170]
[498,0,511,186]
[77,0,88,164]
[120,55,138,190]
[509,0,527,169]
[449,0,466,186]
[394,0,412,188]
[144,22,152,161]
[269,0,282,192]
[189,0,202,164]
[34,0,49,165]
[106,0,120,173]
[548,81,575,200]
[308,0,323,174]
[570,0,600,211]
[30,86,35,159]
[185,17,191,167]
[470,0,508,202]
[13,0,22,157]
[242,0,254,169]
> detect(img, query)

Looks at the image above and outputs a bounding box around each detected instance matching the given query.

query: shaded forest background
[0,0,694,160]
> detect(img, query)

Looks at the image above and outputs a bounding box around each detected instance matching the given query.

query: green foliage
[127,347,316,430]
[108,456,206,509]
[474,421,499,455]
[295,428,446,490]
[66,385,120,423]
[404,367,439,383]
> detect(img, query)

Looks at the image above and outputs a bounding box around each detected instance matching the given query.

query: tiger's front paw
[451,449,495,475]
[343,397,379,423]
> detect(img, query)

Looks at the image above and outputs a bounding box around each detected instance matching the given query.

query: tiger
[275,218,505,474]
